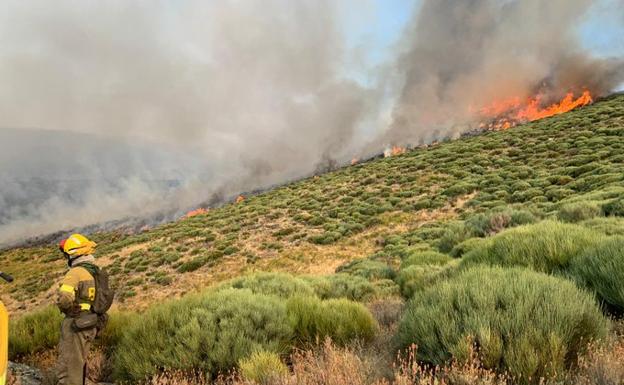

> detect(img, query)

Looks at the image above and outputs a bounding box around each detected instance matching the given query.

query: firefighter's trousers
[57,318,96,385]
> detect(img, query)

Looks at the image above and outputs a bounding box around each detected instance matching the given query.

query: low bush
[238,351,288,385]
[9,306,62,358]
[223,272,315,298]
[580,217,624,236]
[287,296,377,346]
[304,274,377,301]
[335,259,395,280]
[176,257,206,273]
[97,311,139,350]
[308,231,342,245]
[437,223,472,253]
[372,278,401,298]
[569,237,624,313]
[449,237,484,258]
[602,197,624,217]
[558,202,602,222]
[395,266,608,382]
[462,221,603,273]
[401,251,451,269]
[465,209,537,237]
[396,264,453,298]
[113,289,293,381]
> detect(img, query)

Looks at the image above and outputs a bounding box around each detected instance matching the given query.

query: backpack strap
[75,262,99,279]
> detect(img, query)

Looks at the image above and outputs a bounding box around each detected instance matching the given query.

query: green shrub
[97,311,138,350]
[239,351,288,385]
[558,202,602,222]
[176,257,206,273]
[580,217,624,236]
[287,296,377,346]
[223,272,315,298]
[305,274,377,301]
[396,265,447,298]
[335,259,395,280]
[450,238,484,258]
[372,278,401,298]
[602,198,624,217]
[442,182,477,197]
[396,266,608,382]
[9,306,62,358]
[569,237,624,313]
[437,223,472,253]
[401,251,451,269]
[465,209,536,237]
[309,231,341,245]
[462,221,603,273]
[113,289,293,381]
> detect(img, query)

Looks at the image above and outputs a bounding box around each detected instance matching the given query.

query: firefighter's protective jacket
[57,256,97,317]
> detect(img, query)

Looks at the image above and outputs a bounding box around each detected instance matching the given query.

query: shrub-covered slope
[6,94,624,384]
[2,94,624,314]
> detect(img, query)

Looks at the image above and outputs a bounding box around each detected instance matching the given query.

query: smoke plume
[381,0,624,147]
[1,0,623,245]
[0,0,378,245]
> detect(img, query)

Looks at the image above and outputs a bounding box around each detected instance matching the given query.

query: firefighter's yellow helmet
[59,234,97,256]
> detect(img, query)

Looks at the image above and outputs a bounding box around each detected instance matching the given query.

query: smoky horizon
[1,0,623,245]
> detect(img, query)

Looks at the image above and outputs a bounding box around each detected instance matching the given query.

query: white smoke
[1,0,623,245]
[0,0,379,244]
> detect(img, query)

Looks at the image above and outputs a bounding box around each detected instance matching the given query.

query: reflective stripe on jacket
[57,266,96,316]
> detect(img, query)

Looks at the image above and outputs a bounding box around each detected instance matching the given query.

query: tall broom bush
[395,266,608,382]
[113,289,293,382]
[569,237,624,313]
[462,221,603,273]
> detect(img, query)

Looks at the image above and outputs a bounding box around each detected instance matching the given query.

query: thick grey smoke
[380,0,624,147]
[0,0,378,245]
[1,0,623,245]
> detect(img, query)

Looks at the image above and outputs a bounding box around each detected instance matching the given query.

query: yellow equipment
[0,271,13,385]
[0,301,7,385]
[59,234,97,257]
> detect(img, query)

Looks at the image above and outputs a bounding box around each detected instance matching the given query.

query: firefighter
[56,234,99,385]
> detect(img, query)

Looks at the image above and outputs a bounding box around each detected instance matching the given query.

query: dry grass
[139,337,624,385]
[571,339,624,385]
[86,348,114,383]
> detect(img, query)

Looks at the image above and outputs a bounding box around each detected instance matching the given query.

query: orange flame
[236,195,246,204]
[479,90,593,130]
[516,90,593,121]
[185,207,208,218]
[384,146,406,158]
[351,158,359,166]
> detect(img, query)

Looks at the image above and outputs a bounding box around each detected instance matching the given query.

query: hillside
[3,94,624,383]
[2,93,623,313]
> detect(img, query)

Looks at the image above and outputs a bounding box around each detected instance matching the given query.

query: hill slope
[1,93,624,315]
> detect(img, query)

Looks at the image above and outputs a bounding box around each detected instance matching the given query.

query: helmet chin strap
[66,254,79,267]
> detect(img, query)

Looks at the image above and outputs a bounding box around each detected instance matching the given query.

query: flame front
[185,207,208,218]
[384,146,407,158]
[479,90,593,130]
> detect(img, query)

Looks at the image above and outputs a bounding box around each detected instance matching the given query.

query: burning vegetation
[478,90,594,130]
[184,208,209,219]
[384,146,407,158]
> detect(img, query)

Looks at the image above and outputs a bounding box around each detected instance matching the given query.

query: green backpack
[92,266,115,315]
